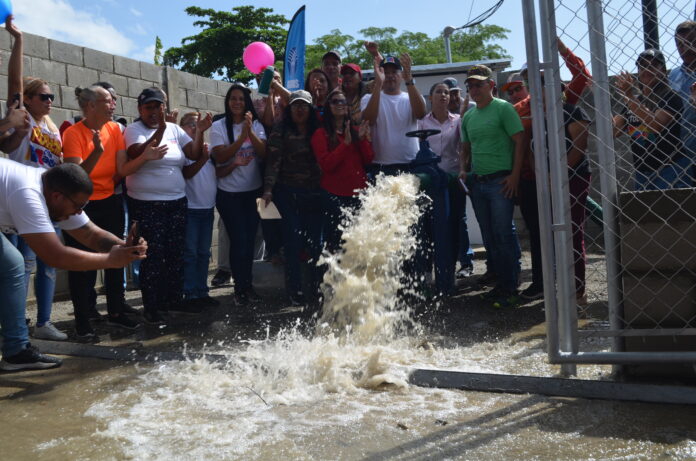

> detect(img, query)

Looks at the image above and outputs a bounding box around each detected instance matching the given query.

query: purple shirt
[418,112,461,174]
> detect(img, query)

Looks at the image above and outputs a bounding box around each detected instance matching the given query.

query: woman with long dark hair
[304,68,333,119]
[263,90,322,306]
[211,83,267,306]
[311,88,373,253]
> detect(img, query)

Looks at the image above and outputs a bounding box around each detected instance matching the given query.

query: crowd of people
[1,14,696,371]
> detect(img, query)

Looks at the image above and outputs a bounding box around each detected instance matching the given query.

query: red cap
[340,63,362,78]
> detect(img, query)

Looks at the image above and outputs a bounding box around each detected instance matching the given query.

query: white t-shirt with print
[0,158,89,235]
[124,121,192,201]
[209,118,266,193]
[360,91,421,165]
[8,116,62,168]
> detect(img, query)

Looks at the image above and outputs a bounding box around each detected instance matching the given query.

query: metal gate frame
[522,0,696,376]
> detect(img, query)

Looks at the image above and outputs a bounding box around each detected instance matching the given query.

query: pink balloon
[243,42,275,74]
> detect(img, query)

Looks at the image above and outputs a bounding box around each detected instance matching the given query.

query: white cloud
[129,23,147,36]
[130,7,142,17]
[15,0,136,57]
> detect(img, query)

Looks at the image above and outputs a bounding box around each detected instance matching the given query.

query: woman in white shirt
[118,87,211,324]
[210,83,266,306]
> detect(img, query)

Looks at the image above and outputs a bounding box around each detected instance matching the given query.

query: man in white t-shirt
[360,51,426,173]
[0,160,146,371]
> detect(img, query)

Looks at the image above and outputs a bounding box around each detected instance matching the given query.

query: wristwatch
[405,79,415,86]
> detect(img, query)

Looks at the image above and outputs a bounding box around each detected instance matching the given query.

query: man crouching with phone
[0,159,147,371]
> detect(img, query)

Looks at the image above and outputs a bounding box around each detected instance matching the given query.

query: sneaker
[456,267,473,279]
[0,344,62,371]
[234,292,249,306]
[143,310,167,326]
[169,302,203,315]
[211,270,232,287]
[75,328,100,343]
[33,322,68,341]
[87,309,107,322]
[107,314,142,330]
[520,283,544,300]
[119,303,141,316]
[477,271,497,287]
[246,289,262,303]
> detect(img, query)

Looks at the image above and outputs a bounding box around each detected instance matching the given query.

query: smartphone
[128,221,140,245]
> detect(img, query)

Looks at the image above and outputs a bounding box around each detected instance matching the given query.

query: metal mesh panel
[524,0,696,369]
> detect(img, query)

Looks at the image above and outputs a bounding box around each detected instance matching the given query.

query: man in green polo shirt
[460,64,524,305]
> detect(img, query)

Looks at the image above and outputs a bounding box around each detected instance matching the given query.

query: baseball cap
[137,87,166,105]
[636,48,666,68]
[340,63,362,78]
[501,73,526,92]
[442,77,462,91]
[288,90,313,105]
[380,55,402,70]
[322,50,342,62]
[466,65,492,81]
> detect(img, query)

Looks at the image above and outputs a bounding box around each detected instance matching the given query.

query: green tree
[154,36,163,65]
[163,6,288,83]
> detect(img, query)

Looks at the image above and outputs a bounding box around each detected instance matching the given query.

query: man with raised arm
[360,43,426,174]
[0,160,147,371]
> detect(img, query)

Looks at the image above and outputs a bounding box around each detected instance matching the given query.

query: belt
[472,170,511,183]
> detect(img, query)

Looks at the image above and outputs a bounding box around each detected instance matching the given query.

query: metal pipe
[585,0,625,366]
[539,0,578,377]
[641,0,660,50]
[444,26,455,63]
[521,0,561,364]
[556,350,696,364]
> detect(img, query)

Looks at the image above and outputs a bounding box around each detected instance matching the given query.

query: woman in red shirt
[310,88,373,252]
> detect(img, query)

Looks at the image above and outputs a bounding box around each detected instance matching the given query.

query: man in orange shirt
[63,85,140,341]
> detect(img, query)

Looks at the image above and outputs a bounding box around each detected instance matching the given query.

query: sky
[12,0,696,79]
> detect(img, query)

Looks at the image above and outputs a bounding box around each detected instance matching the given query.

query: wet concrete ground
[2,257,696,460]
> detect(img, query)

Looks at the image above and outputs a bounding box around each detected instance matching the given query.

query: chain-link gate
[521,0,696,376]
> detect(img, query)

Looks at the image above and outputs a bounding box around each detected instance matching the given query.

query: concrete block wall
[0,30,231,302]
[0,30,228,128]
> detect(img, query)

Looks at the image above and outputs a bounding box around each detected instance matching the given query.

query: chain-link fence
[522,0,696,376]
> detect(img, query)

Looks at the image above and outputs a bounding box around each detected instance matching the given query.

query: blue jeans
[449,183,474,271]
[216,189,260,294]
[4,231,58,326]
[0,233,30,356]
[469,179,521,292]
[183,208,214,299]
[273,184,324,296]
[635,157,694,190]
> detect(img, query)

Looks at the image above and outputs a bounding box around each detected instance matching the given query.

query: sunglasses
[39,93,56,102]
[330,99,347,106]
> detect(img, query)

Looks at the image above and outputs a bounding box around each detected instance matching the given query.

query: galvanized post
[521,0,561,364]
[539,0,578,377]
[585,0,625,365]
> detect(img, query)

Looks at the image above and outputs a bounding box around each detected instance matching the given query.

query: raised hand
[5,99,28,130]
[166,108,179,124]
[364,41,380,58]
[358,120,371,141]
[196,111,213,133]
[616,71,635,97]
[91,129,104,154]
[5,15,21,39]
[143,143,168,161]
[343,118,352,145]
[243,111,253,138]
[157,105,167,128]
[400,52,413,81]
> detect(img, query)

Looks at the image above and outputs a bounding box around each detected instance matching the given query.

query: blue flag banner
[284,6,306,91]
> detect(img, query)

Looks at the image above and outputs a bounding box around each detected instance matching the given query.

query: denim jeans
[216,189,260,294]
[273,184,324,296]
[4,231,58,326]
[183,208,214,299]
[469,179,521,292]
[635,156,694,190]
[0,233,29,356]
[322,191,360,253]
[448,183,474,271]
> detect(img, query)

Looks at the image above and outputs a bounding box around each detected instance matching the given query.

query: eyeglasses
[61,192,89,212]
[330,99,347,106]
[466,81,489,90]
[39,93,56,102]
